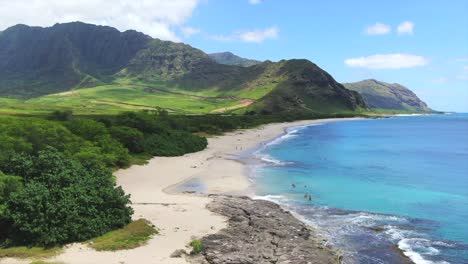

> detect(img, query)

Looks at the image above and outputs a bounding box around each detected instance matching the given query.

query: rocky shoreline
[184,195,416,264]
[190,195,341,264]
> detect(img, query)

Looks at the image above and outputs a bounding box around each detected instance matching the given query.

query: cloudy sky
[1,0,467,111]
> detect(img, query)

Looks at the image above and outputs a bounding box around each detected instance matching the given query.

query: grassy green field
[88,219,158,251]
[0,84,254,115]
[119,78,279,100]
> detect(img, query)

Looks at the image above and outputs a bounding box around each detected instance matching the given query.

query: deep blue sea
[250,114,468,264]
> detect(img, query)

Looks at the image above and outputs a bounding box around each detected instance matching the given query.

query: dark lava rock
[197,195,341,264]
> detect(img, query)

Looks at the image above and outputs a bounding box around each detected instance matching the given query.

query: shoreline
[166,117,361,196]
[0,117,364,264]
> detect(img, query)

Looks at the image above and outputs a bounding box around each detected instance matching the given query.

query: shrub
[3,148,133,246]
[65,119,108,141]
[143,131,207,156]
[0,172,22,215]
[109,126,145,154]
[189,239,204,255]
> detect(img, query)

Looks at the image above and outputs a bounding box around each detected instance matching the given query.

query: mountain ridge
[0,22,367,114]
[208,52,261,67]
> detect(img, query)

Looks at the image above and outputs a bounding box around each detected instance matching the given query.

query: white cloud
[364,23,391,35]
[248,0,263,4]
[181,26,200,38]
[397,21,414,35]
[455,57,468,62]
[240,27,278,43]
[345,53,429,69]
[0,0,200,42]
[209,26,279,43]
[463,66,468,71]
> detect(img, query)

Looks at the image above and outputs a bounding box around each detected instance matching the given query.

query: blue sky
[1,0,467,111]
[180,0,468,112]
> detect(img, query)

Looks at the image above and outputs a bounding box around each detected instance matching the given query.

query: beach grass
[88,219,158,251]
[0,246,62,259]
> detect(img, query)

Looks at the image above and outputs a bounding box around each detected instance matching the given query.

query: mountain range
[0,22,430,115]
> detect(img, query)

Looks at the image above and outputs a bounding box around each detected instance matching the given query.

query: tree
[0,172,22,216]
[50,110,73,121]
[3,148,133,246]
[66,119,130,167]
[66,118,108,141]
[109,126,145,153]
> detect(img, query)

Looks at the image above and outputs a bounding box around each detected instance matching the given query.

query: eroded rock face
[198,196,341,264]
[343,79,432,112]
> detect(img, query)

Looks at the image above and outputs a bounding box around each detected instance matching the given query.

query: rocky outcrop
[196,196,340,264]
[343,79,432,112]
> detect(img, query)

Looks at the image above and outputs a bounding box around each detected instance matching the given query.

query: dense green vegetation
[89,219,157,251]
[0,110,211,248]
[1,148,133,246]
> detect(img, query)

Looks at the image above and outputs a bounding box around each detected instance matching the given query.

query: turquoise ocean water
[250,114,468,264]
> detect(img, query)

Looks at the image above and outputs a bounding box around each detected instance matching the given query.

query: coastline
[0,117,361,264]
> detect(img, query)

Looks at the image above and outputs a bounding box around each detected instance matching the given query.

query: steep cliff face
[0,22,151,97]
[0,22,367,114]
[344,79,431,112]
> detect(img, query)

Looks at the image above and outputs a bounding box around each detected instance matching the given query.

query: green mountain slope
[244,60,367,114]
[208,52,261,67]
[343,79,431,112]
[0,23,151,97]
[0,22,367,115]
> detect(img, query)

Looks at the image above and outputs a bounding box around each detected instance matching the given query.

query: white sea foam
[264,123,321,147]
[345,212,407,226]
[252,123,322,166]
[398,238,449,264]
[255,153,291,166]
[432,241,454,247]
[264,129,298,147]
[252,194,287,203]
[384,225,410,240]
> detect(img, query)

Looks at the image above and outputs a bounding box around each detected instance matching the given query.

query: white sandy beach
[0,118,358,264]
